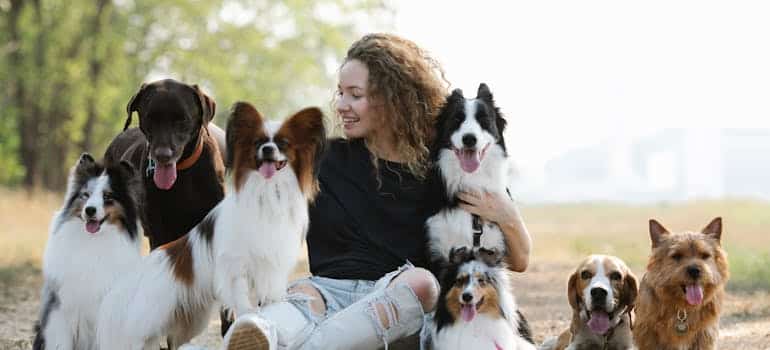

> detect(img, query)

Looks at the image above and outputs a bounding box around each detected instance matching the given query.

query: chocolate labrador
[104,79,226,249]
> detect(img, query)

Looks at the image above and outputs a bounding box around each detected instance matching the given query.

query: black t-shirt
[307,138,443,281]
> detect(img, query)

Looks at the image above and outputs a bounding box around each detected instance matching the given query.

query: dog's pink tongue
[259,162,277,179]
[686,284,704,305]
[458,149,480,173]
[154,163,177,190]
[588,311,611,335]
[85,220,100,234]
[461,304,477,322]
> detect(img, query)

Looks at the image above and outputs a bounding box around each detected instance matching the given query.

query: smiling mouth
[84,215,109,234]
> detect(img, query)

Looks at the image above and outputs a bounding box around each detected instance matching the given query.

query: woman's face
[336,59,380,139]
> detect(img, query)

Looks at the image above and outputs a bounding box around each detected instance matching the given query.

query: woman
[223,33,532,350]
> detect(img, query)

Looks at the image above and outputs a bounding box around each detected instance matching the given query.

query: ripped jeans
[256,263,427,350]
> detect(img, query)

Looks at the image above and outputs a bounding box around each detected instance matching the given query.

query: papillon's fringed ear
[125,83,149,131]
[192,84,217,124]
[476,247,503,267]
[225,101,263,168]
[449,246,471,265]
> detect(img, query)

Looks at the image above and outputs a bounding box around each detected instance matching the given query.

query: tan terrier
[634,217,729,350]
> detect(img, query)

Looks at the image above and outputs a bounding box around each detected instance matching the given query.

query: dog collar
[177,129,205,171]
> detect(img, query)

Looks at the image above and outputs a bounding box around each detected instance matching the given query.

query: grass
[1,187,768,291]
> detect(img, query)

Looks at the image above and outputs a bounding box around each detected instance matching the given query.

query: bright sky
[388,0,770,172]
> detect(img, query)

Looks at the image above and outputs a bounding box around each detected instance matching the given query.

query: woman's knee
[288,282,326,316]
[389,267,439,312]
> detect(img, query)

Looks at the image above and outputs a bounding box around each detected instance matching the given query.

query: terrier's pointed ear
[649,219,670,248]
[701,217,722,243]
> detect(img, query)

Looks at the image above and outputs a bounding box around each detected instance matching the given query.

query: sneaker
[222,313,276,350]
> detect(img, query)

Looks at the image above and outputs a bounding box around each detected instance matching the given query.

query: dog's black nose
[85,206,96,217]
[154,147,173,164]
[261,145,275,158]
[462,134,477,147]
[590,287,607,300]
[687,265,701,279]
[461,292,473,303]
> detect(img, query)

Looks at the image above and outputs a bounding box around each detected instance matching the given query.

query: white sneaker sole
[225,321,271,350]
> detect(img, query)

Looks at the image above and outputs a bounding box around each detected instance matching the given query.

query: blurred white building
[514,129,770,203]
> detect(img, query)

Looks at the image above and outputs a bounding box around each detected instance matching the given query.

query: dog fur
[540,255,638,350]
[432,247,535,350]
[33,154,142,350]
[103,79,226,249]
[426,83,511,268]
[96,103,325,350]
[633,218,729,350]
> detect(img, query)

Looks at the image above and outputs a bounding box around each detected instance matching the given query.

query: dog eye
[671,253,683,261]
[80,192,90,199]
[580,271,592,280]
[103,192,114,204]
[701,253,711,259]
[275,138,288,149]
[609,272,622,281]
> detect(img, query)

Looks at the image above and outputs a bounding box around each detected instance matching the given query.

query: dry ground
[1,188,769,349]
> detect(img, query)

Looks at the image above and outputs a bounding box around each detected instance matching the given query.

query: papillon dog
[432,247,535,350]
[426,83,511,266]
[33,154,142,350]
[97,103,326,350]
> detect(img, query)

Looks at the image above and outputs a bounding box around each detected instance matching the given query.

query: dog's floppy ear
[477,247,503,267]
[226,101,263,168]
[449,246,471,265]
[192,84,217,124]
[567,269,580,311]
[701,217,722,243]
[619,269,639,313]
[649,219,670,248]
[125,83,149,131]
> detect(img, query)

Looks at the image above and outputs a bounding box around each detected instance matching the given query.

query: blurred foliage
[0,0,390,189]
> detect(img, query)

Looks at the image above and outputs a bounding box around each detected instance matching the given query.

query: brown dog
[104,79,226,249]
[633,218,729,350]
[541,255,638,350]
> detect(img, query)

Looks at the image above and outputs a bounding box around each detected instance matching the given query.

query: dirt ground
[2,260,769,350]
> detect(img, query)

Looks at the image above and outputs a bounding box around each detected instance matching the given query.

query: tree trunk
[80,0,111,153]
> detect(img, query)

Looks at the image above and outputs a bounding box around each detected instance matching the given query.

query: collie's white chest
[43,219,141,312]
[433,316,518,350]
[427,208,506,259]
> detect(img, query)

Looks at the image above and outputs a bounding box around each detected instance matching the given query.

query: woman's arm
[456,191,532,272]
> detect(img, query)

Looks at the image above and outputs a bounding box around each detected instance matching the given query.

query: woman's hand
[457,190,531,272]
[456,190,518,224]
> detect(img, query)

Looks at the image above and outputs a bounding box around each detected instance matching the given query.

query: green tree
[0,0,390,190]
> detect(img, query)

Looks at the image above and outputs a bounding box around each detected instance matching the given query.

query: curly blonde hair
[340,33,448,179]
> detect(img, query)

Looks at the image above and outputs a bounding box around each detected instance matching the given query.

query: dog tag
[675,322,688,334]
[146,158,156,178]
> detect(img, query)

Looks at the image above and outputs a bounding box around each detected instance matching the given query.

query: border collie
[426,83,510,266]
[433,247,535,350]
[33,154,142,350]
[97,103,326,350]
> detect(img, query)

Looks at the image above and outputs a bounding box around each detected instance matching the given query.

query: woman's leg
[300,267,438,349]
[224,266,438,350]
[223,280,327,350]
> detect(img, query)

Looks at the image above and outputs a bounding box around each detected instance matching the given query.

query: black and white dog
[33,154,142,350]
[433,247,535,350]
[426,83,511,266]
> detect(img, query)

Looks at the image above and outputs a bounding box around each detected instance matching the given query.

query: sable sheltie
[33,154,142,350]
[97,103,326,350]
[426,83,511,267]
[432,247,535,350]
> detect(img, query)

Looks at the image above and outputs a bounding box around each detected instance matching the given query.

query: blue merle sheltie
[33,153,142,350]
[433,247,535,350]
[426,83,511,266]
